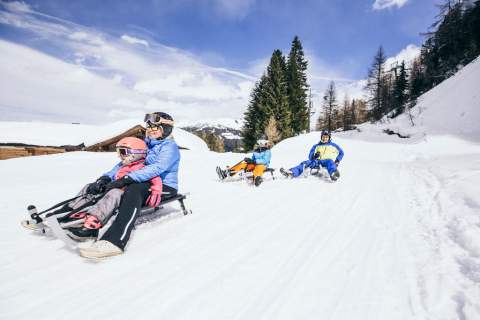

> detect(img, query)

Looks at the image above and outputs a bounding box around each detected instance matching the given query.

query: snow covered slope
[1,129,480,320]
[351,57,480,142]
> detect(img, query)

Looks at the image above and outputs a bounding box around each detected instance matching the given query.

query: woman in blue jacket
[217,140,272,187]
[280,131,343,181]
[80,112,180,259]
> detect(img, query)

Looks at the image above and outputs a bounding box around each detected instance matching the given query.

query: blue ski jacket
[308,140,344,163]
[252,149,272,166]
[104,137,180,190]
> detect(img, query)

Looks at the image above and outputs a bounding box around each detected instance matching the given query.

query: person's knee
[124,183,147,196]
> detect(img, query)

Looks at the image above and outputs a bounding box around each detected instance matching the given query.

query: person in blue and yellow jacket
[280,130,344,181]
[217,139,272,186]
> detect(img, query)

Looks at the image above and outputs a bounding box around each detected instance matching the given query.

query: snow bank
[344,57,480,143]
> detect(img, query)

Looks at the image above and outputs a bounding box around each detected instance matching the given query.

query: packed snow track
[1,133,479,320]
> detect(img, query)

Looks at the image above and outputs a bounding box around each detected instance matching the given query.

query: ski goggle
[144,113,174,126]
[116,147,146,157]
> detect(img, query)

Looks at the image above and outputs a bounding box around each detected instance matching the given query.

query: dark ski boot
[280,168,293,178]
[216,166,228,180]
[66,227,99,241]
[330,170,340,181]
[254,176,263,187]
[65,215,101,241]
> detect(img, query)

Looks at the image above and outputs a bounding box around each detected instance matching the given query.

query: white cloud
[0,39,144,123]
[211,0,256,20]
[385,44,420,68]
[121,34,149,47]
[0,4,255,124]
[2,1,32,13]
[372,0,408,10]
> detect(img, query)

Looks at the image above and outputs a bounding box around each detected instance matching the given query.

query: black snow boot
[216,166,228,180]
[330,170,340,181]
[66,227,99,241]
[254,176,263,187]
[280,168,293,178]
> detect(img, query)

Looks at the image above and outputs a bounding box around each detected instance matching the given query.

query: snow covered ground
[1,128,479,320]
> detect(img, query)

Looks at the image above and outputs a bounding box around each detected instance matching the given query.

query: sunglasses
[146,124,163,132]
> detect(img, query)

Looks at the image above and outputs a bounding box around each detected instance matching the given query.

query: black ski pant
[100,182,177,250]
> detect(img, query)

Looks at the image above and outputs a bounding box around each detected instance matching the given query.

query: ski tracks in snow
[409,156,480,320]
[2,139,480,320]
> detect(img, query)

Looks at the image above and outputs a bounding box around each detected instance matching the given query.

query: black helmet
[320,130,331,142]
[144,112,174,139]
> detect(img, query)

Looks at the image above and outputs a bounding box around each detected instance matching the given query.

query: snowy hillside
[351,57,480,142]
[1,126,480,319]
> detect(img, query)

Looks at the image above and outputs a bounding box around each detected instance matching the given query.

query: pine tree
[242,75,268,151]
[392,61,408,117]
[408,56,425,103]
[264,116,281,145]
[381,71,394,115]
[356,99,368,123]
[350,99,357,125]
[286,36,309,134]
[365,46,387,121]
[319,81,337,132]
[264,50,292,139]
[341,94,351,131]
[464,1,480,61]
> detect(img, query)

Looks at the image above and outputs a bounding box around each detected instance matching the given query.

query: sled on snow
[21,191,192,249]
[216,166,277,184]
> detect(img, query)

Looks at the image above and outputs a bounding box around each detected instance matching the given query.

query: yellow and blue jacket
[308,141,344,162]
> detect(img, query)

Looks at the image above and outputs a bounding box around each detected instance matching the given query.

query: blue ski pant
[290,159,337,177]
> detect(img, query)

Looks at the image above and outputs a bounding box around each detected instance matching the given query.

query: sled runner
[308,167,340,182]
[279,166,340,182]
[216,166,277,183]
[21,192,192,248]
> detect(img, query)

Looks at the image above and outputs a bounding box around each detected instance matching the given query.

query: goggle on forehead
[144,113,174,127]
[116,147,146,157]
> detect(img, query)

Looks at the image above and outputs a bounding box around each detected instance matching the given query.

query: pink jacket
[115,160,162,192]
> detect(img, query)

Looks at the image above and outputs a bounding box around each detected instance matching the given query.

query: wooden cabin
[0,145,66,160]
[85,125,146,152]
[0,124,186,160]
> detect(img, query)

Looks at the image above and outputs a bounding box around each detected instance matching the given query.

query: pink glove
[146,190,161,208]
[146,177,163,208]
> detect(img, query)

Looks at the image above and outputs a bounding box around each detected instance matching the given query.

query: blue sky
[0,0,439,124]
[2,0,437,77]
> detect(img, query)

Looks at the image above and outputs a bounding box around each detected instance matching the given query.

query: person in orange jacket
[217,139,272,186]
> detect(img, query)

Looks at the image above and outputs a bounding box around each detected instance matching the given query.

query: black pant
[100,182,177,250]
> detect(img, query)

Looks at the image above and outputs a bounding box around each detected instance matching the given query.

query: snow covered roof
[0,119,209,151]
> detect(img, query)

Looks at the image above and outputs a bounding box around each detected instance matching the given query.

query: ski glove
[335,160,340,166]
[313,152,321,159]
[146,178,162,208]
[86,176,112,195]
[244,158,255,165]
[146,190,161,208]
[105,175,135,191]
